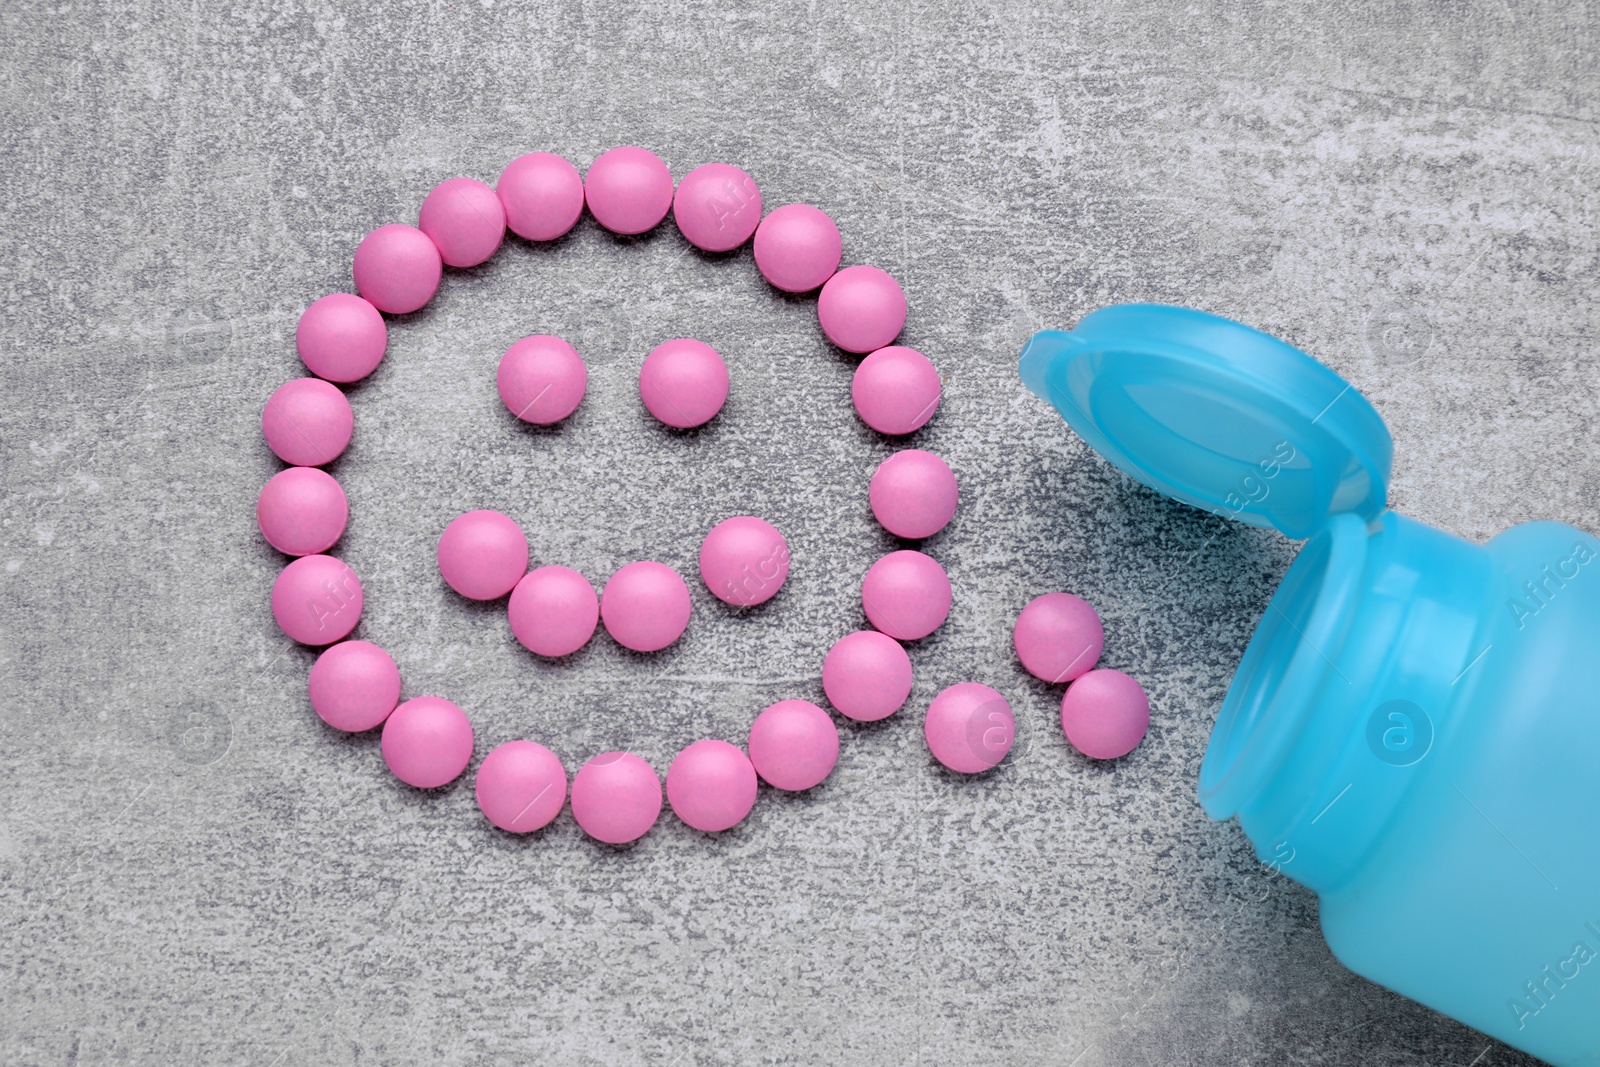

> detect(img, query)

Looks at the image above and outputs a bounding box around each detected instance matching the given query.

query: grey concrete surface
[2,1,1596,1064]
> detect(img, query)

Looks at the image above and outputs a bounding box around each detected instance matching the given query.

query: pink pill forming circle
[272,554,364,646]
[822,630,914,722]
[257,466,349,557]
[262,378,353,467]
[924,682,1015,774]
[497,335,588,425]
[753,204,842,293]
[853,346,941,436]
[1060,668,1150,760]
[497,152,585,242]
[571,752,663,844]
[869,449,958,539]
[437,510,529,601]
[601,561,692,652]
[861,550,952,642]
[584,146,674,235]
[747,700,839,791]
[638,338,729,429]
[381,696,475,788]
[817,265,907,353]
[673,162,762,252]
[475,740,568,833]
[699,515,789,607]
[508,565,599,658]
[308,640,401,732]
[666,739,759,832]
[296,293,387,383]
[352,223,442,315]
[1015,592,1105,684]
[418,176,506,268]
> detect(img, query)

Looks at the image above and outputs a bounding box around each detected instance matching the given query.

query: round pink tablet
[437,510,529,601]
[869,449,958,539]
[638,338,729,429]
[256,466,349,556]
[508,565,599,658]
[666,739,758,832]
[924,682,1015,774]
[497,335,587,425]
[261,378,353,467]
[295,293,387,383]
[672,162,762,252]
[1015,592,1105,684]
[418,176,506,268]
[861,550,952,641]
[308,640,401,732]
[571,751,663,844]
[822,630,914,722]
[352,223,442,314]
[475,740,567,833]
[381,695,474,788]
[497,152,585,242]
[1061,669,1150,760]
[853,346,941,435]
[271,554,363,646]
[753,204,842,293]
[699,515,789,607]
[600,561,692,652]
[748,700,839,791]
[584,146,674,235]
[817,265,907,353]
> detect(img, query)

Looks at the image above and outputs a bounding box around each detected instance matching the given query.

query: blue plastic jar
[1020,304,1600,1066]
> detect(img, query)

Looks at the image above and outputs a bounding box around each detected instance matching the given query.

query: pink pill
[271,554,363,646]
[699,515,789,607]
[256,466,348,557]
[821,630,914,722]
[666,739,758,832]
[672,162,762,252]
[1014,592,1105,684]
[437,510,529,601]
[748,700,839,791]
[352,223,442,315]
[817,265,907,353]
[497,152,585,242]
[475,740,567,833]
[924,682,1015,774]
[381,695,474,789]
[869,449,958,539]
[508,565,599,658]
[295,293,387,383]
[571,752,663,844]
[497,335,587,425]
[418,176,506,268]
[308,639,401,732]
[261,378,353,467]
[753,204,842,293]
[638,338,729,429]
[861,550,951,641]
[600,561,692,652]
[853,346,941,436]
[1061,669,1150,760]
[584,146,674,236]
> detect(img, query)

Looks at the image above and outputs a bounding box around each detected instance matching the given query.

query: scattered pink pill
[437,510,529,601]
[256,466,348,557]
[861,550,951,641]
[497,335,588,425]
[817,265,907,353]
[869,449,958,539]
[639,338,729,429]
[753,204,842,293]
[748,700,839,791]
[924,682,1015,774]
[1014,592,1105,684]
[508,565,599,658]
[295,293,387,384]
[418,176,506,268]
[853,346,941,436]
[1061,668,1150,760]
[822,630,914,722]
[497,152,585,242]
[667,739,759,832]
[261,378,353,467]
[271,554,363,646]
[584,146,674,236]
[352,223,443,315]
[571,751,663,844]
[600,561,692,652]
[381,695,475,789]
[673,162,762,252]
[699,515,789,607]
[308,639,401,732]
[475,740,568,833]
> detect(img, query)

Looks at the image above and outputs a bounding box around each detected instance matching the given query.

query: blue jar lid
[1019,304,1392,539]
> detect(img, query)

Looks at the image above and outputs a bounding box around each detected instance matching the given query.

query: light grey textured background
[2,2,1596,1064]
